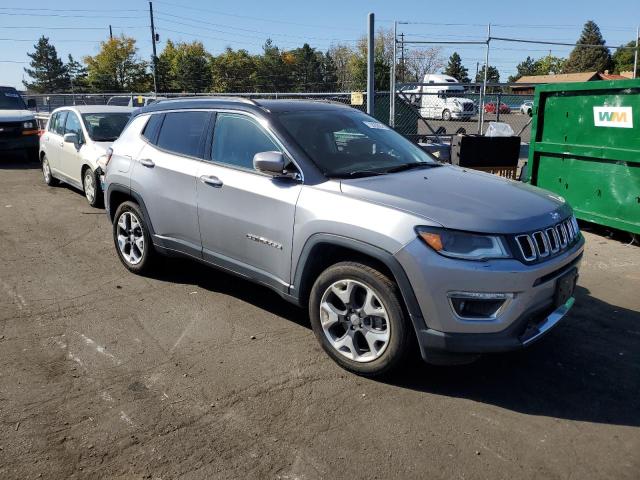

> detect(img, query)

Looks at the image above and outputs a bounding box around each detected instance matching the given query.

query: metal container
[526,79,640,234]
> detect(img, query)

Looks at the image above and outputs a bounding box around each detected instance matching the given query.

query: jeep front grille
[515,216,579,262]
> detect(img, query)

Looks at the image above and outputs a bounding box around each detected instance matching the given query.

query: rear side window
[211,113,279,169]
[53,111,68,135]
[48,112,58,132]
[141,114,163,143]
[156,111,209,158]
[107,96,130,106]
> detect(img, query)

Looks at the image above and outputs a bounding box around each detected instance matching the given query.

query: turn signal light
[418,231,443,251]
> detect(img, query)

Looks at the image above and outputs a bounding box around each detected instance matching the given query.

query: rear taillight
[105,147,114,167]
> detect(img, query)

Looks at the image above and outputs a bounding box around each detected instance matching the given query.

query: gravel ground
[1,157,638,480]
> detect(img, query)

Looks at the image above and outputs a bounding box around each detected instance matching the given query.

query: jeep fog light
[448,292,514,320]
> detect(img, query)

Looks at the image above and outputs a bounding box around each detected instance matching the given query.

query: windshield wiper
[331,170,388,178]
[384,162,443,173]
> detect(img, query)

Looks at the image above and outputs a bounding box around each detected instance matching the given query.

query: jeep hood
[0,109,35,122]
[339,165,571,234]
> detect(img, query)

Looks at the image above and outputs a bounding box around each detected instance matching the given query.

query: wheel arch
[292,234,425,331]
[106,184,155,236]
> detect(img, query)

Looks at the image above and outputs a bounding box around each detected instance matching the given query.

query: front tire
[83,167,103,208]
[308,262,412,377]
[442,109,452,121]
[113,201,155,274]
[42,154,58,186]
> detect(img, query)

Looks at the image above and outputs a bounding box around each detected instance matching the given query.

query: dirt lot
[1,157,638,480]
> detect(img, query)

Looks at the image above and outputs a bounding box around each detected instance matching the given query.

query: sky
[0,0,638,90]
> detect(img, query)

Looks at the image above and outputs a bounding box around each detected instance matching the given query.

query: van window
[156,111,209,158]
[211,113,280,170]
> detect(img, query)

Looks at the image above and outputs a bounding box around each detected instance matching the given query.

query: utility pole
[634,26,639,79]
[479,23,491,134]
[366,13,375,115]
[390,21,397,127]
[109,25,113,40]
[149,1,158,94]
[400,32,405,82]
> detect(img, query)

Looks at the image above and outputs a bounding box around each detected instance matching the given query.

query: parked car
[484,102,511,114]
[520,100,534,116]
[0,86,39,160]
[418,74,476,121]
[107,95,166,108]
[104,98,584,376]
[40,106,133,207]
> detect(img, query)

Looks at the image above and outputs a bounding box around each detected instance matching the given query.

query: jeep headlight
[416,227,510,260]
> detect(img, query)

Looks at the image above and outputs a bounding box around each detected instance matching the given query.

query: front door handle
[199,175,223,188]
[139,158,155,168]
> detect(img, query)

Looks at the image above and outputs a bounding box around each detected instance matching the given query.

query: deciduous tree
[84,36,150,92]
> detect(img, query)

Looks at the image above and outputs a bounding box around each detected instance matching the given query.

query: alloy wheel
[319,279,390,363]
[84,170,95,203]
[116,211,145,265]
[42,158,51,183]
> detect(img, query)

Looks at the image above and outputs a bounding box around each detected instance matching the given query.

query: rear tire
[41,154,58,186]
[113,201,156,274]
[308,261,412,377]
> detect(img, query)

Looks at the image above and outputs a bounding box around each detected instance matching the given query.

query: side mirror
[27,99,36,109]
[253,151,286,175]
[63,133,80,146]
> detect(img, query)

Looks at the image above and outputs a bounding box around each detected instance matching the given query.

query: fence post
[389,21,397,127]
[367,12,375,116]
[496,92,502,122]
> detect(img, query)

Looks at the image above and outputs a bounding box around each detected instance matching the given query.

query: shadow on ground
[0,152,39,169]
[148,257,640,428]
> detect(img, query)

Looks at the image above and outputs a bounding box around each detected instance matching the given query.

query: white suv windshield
[82,113,131,142]
[277,109,437,177]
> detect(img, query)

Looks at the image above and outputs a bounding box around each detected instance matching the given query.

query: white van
[418,74,476,121]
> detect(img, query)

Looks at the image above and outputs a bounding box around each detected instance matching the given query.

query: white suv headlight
[416,227,511,261]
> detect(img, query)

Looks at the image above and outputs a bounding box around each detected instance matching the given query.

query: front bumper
[450,110,475,119]
[395,234,584,357]
[0,135,39,152]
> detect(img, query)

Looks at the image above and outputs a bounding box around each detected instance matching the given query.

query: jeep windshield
[0,90,27,110]
[276,109,438,178]
[82,112,131,142]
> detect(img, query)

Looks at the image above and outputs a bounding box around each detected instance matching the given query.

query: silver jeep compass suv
[104,98,584,377]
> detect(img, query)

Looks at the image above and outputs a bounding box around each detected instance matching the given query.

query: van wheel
[308,262,412,377]
[41,154,58,186]
[113,201,155,274]
[83,167,103,208]
[442,109,452,121]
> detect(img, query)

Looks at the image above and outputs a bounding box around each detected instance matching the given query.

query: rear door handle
[199,175,223,188]
[139,158,155,168]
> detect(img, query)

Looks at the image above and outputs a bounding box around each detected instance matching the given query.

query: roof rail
[161,95,260,106]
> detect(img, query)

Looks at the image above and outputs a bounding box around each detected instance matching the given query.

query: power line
[0,38,103,43]
[0,26,148,30]
[153,0,363,32]
[155,10,359,43]
[0,12,142,19]
[0,7,145,13]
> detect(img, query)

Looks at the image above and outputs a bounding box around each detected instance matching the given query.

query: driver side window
[211,113,280,170]
[64,112,84,142]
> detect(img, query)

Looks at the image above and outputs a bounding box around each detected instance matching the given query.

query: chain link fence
[25,87,533,153]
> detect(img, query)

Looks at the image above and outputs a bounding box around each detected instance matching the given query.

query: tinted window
[0,89,26,110]
[107,96,130,106]
[64,112,83,141]
[212,113,279,169]
[82,113,130,141]
[156,111,209,157]
[54,111,68,136]
[141,114,163,143]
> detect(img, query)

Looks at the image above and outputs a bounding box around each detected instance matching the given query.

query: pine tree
[508,56,537,82]
[475,65,500,83]
[66,54,87,92]
[563,21,612,73]
[23,36,69,92]
[443,52,469,82]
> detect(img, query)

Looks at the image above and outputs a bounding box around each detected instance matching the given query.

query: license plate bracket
[554,268,578,307]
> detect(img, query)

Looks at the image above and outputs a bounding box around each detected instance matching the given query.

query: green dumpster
[526,79,640,235]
